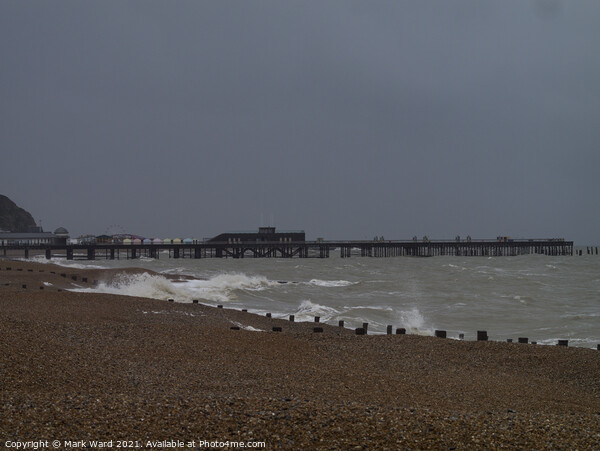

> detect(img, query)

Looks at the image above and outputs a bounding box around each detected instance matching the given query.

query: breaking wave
[70,271,279,305]
[396,308,434,335]
[294,300,341,322]
[181,273,279,303]
[70,272,189,300]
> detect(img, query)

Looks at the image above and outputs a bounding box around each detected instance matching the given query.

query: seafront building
[0,227,69,246]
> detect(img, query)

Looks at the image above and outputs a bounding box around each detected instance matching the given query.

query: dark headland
[1,260,599,449]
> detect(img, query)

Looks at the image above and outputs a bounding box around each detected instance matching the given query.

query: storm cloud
[1,1,599,243]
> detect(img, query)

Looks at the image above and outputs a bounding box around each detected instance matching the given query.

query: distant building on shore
[208,227,305,243]
[0,227,69,246]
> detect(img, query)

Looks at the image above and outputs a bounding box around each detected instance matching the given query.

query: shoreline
[1,259,600,448]
[2,256,598,347]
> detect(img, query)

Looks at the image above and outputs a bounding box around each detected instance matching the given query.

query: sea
[25,249,600,348]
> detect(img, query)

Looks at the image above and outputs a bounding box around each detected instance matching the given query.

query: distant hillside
[0,195,36,232]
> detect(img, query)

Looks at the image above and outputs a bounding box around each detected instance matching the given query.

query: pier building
[208,227,306,244]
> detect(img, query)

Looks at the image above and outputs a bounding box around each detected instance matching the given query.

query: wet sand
[1,260,599,449]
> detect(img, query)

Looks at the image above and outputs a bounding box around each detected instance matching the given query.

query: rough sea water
[27,249,600,348]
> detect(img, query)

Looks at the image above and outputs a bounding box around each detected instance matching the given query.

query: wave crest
[307,279,358,287]
[294,300,341,322]
[72,271,279,304]
[72,272,187,300]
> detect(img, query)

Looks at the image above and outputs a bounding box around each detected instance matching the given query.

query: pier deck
[2,239,574,260]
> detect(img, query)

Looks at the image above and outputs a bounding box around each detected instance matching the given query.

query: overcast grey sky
[1,1,599,243]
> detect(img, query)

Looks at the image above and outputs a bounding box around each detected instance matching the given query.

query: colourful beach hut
[152,238,162,245]
[173,238,182,244]
[183,238,194,244]
[163,238,172,244]
[143,238,152,245]
[133,238,142,245]
[123,238,132,245]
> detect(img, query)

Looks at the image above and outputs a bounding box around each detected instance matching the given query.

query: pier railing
[1,238,578,260]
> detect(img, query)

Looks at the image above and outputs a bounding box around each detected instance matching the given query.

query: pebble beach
[1,260,600,449]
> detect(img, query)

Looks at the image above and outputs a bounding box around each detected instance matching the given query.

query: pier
[1,239,574,260]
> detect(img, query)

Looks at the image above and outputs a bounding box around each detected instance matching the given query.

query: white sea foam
[160,267,196,276]
[307,279,358,287]
[141,310,200,317]
[396,308,433,335]
[294,300,341,322]
[345,305,394,312]
[230,321,263,332]
[71,272,189,300]
[70,271,279,304]
[180,273,279,304]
